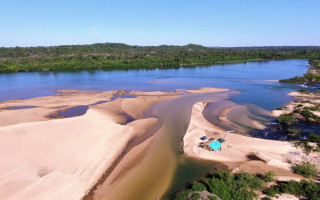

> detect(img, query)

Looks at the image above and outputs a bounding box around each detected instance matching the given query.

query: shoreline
[0,87,319,199]
[0,89,184,200]
[183,101,320,178]
[272,91,320,118]
[0,87,231,200]
[0,58,307,74]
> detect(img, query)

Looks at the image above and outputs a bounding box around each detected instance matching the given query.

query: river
[0,59,309,199]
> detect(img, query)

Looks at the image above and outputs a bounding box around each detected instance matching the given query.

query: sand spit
[185,87,229,94]
[183,102,309,177]
[0,90,126,127]
[0,89,185,200]
[128,90,182,96]
[264,80,279,82]
[0,87,231,200]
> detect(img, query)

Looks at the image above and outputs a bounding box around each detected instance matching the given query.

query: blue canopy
[208,141,222,151]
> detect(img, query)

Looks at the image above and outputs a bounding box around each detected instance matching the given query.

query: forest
[1,43,320,72]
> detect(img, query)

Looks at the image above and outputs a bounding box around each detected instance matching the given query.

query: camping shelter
[208,141,222,151]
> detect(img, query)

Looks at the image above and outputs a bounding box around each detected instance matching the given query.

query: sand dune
[0,108,157,200]
[0,90,183,200]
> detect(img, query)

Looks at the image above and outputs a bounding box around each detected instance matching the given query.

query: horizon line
[1,42,320,49]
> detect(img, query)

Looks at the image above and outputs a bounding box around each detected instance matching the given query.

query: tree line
[1,43,320,73]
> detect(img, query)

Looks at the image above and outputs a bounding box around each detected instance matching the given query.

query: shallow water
[0,60,311,199]
[7,106,37,109]
[49,105,89,118]
[103,92,235,199]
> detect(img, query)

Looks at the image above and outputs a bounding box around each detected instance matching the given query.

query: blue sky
[0,0,319,47]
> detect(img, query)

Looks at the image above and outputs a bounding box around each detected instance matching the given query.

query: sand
[272,91,320,117]
[0,108,158,200]
[1,87,318,200]
[183,102,308,177]
[185,87,229,94]
[0,90,125,127]
[0,90,182,200]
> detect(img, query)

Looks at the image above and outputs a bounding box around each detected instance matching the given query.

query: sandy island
[184,101,320,179]
[0,87,319,200]
[0,89,183,200]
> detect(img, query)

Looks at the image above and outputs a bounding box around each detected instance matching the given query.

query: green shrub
[192,181,206,191]
[307,133,320,145]
[301,109,318,120]
[263,186,279,197]
[304,104,320,111]
[287,128,301,136]
[298,88,310,94]
[191,193,201,200]
[261,197,272,200]
[234,173,265,190]
[263,171,276,182]
[304,142,315,154]
[208,196,218,200]
[293,162,318,178]
[278,113,295,126]
[205,177,233,200]
[280,180,304,197]
[174,171,320,200]
[263,179,320,200]
[174,190,189,200]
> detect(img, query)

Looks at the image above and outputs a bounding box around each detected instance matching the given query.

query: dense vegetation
[279,72,320,83]
[263,179,320,200]
[280,59,320,83]
[1,43,320,73]
[174,171,320,200]
[174,171,267,200]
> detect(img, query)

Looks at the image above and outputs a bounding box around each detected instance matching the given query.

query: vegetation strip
[174,171,320,200]
[1,43,320,72]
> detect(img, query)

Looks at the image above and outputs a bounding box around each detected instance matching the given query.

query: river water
[0,60,309,199]
[1,60,307,110]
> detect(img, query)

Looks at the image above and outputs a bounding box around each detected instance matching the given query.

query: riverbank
[1,86,318,200]
[0,87,234,200]
[272,91,320,118]
[0,89,186,199]
[183,101,320,178]
[1,43,319,73]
